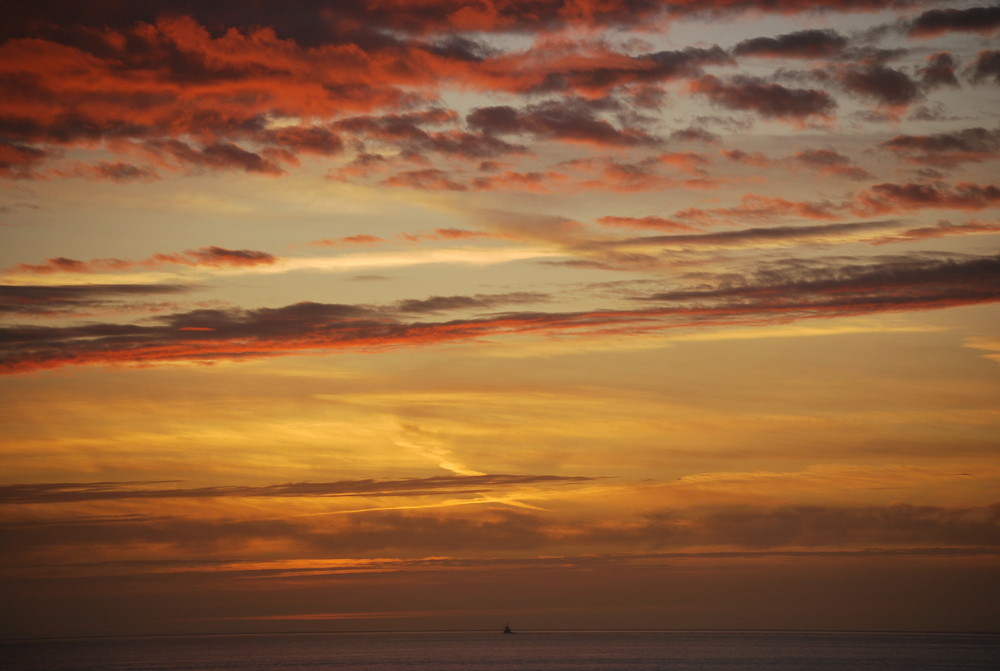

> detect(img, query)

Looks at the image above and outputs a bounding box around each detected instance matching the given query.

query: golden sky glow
[1,0,999,638]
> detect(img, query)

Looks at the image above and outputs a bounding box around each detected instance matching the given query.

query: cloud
[398,228,508,242]
[4,499,998,563]
[721,149,772,167]
[637,254,1000,319]
[261,125,344,156]
[308,235,386,247]
[503,45,733,97]
[838,64,922,108]
[732,29,848,59]
[606,219,898,250]
[792,148,873,180]
[596,216,700,233]
[0,140,48,178]
[855,182,1000,214]
[382,168,468,191]
[141,139,285,175]
[0,473,594,505]
[9,247,278,274]
[971,50,1000,85]
[0,283,190,316]
[881,127,1000,167]
[470,169,568,193]
[692,75,836,122]
[624,502,1000,549]
[333,110,526,159]
[909,5,1000,37]
[51,161,161,182]
[4,254,998,373]
[394,292,547,314]
[467,98,660,148]
[866,220,1000,245]
[918,52,960,88]
[641,194,846,229]
[964,336,1000,365]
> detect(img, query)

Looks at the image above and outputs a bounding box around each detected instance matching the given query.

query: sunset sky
[2,0,999,638]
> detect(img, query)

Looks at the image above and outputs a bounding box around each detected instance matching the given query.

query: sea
[3,630,999,671]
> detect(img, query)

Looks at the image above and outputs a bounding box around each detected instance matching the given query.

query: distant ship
[503,623,514,634]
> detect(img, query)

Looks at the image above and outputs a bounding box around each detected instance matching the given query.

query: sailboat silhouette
[503,623,514,634]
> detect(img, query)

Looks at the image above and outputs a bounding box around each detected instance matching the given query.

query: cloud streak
[3,254,997,373]
[0,474,596,505]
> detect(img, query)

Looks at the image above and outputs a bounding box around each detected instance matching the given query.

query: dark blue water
[3,630,999,670]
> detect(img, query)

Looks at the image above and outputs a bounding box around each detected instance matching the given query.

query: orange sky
[1,0,999,638]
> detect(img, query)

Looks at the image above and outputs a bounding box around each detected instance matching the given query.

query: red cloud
[838,65,922,109]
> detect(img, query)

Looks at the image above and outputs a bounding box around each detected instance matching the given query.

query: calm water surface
[4,630,999,671]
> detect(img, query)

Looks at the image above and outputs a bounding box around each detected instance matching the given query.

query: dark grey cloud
[733,29,848,59]
[971,50,1000,84]
[909,4,1000,37]
[919,52,960,88]
[637,254,1000,316]
[0,283,191,315]
[334,110,527,159]
[693,75,836,120]
[668,127,721,144]
[839,65,921,106]
[524,46,731,95]
[5,254,1000,373]
[467,98,661,147]
[395,292,548,314]
[881,127,1000,167]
